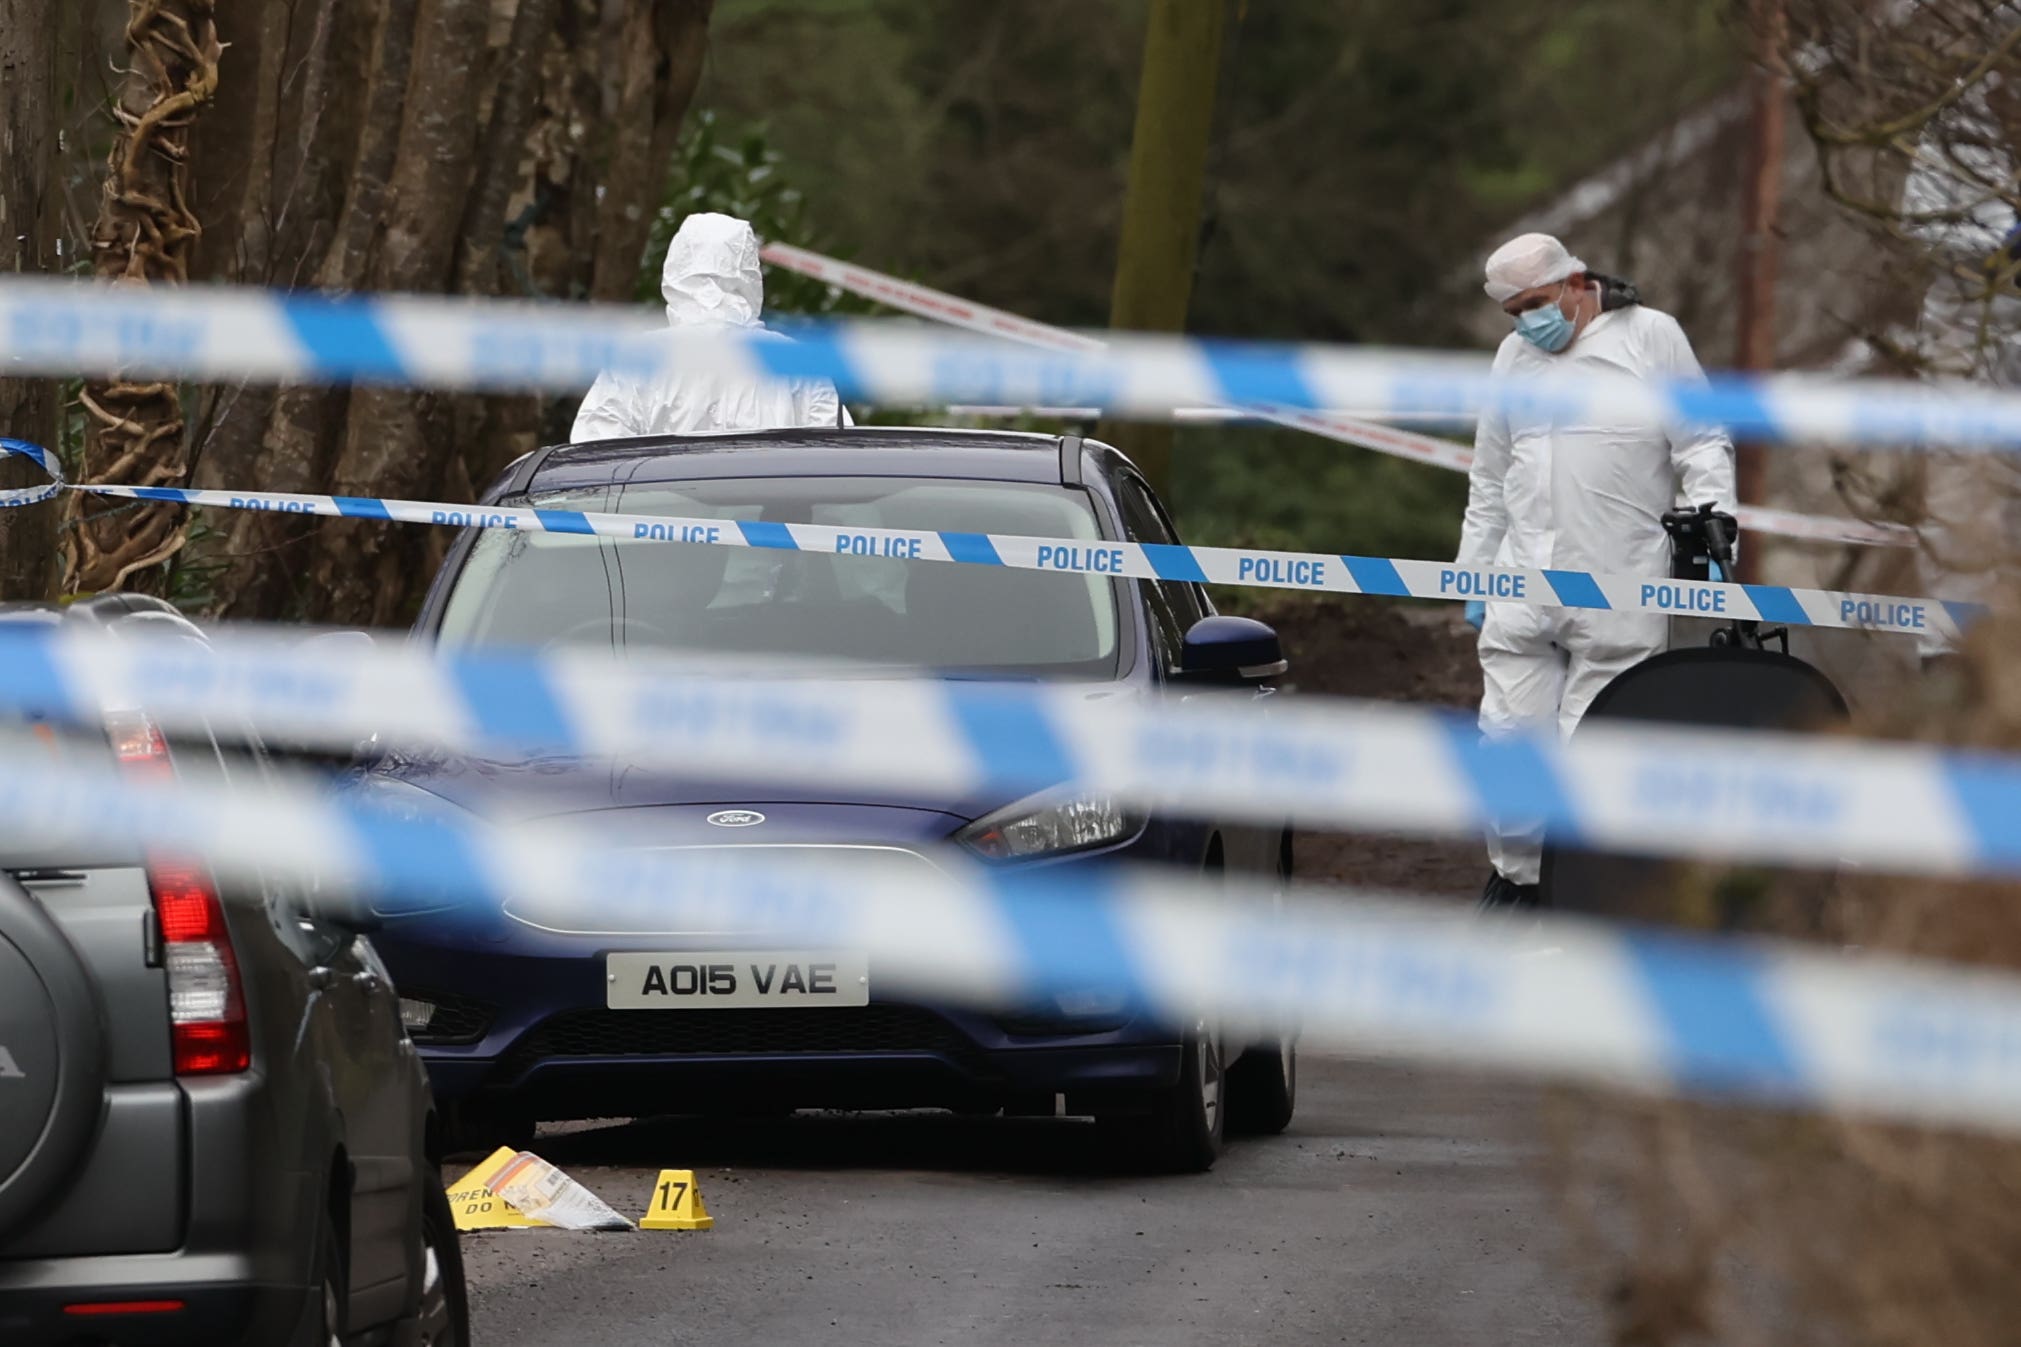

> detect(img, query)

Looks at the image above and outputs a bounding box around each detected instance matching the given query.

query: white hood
[661,213,765,328]
[568,213,847,441]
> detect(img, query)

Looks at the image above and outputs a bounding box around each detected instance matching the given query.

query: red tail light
[105,709,173,780]
[150,861,249,1075]
[109,711,251,1075]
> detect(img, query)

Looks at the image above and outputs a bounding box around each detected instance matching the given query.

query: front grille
[404,988,495,1045]
[502,1005,981,1074]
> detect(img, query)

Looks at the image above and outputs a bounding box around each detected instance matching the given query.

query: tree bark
[307,0,492,626]
[457,0,559,296]
[167,0,712,623]
[68,0,223,595]
[0,0,64,601]
[589,0,714,300]
[192,0,406,620]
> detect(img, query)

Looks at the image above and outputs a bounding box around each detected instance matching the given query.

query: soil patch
[1253,594,1484,899]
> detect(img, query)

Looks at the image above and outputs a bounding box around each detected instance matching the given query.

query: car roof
[509,426,1097,497]
[0,594,206,638]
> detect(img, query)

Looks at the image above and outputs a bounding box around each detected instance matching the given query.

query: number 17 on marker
[640,1167,713,1230]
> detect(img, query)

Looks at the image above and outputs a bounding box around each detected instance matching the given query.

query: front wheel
[1097,1024,1225,1173]
[1229,831,1297,1135]
[1227,1035,1296,1134]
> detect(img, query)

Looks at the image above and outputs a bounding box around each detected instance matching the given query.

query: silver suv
[0,596,467,1346]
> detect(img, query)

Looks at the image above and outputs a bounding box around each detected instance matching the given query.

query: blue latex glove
[1464,600,1486,630]
[1707,559,1724,582]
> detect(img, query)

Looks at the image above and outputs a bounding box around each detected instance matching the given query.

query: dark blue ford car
[368,427,1295,1171]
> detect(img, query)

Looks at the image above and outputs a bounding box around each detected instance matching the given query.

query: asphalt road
[460,1054,1607,1347]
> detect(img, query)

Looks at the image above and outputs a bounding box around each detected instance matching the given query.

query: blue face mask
[1513,287,1576,353]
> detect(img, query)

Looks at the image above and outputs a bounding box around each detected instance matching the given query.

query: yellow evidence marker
[639,1169,713,1231]
[445,1147,550,1231]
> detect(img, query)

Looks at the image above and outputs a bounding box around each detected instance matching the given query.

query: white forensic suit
[1900,84,2021,659]
[571,212,847,441]
[1458,303,1736,884]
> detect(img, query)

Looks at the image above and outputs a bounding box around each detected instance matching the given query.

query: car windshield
[435,475,1121,677]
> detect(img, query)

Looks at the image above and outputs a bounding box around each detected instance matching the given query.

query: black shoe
[1479,870,1542,909]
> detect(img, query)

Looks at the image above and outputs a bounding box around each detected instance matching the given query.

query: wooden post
[1732,0,1787,579]
[1097,0,1228,497]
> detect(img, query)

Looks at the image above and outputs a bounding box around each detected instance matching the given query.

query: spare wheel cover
[0,878,107,1237]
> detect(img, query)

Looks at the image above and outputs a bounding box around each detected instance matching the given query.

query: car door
[1111,471,1209,678]
[1111,473,1280,880]
[220,738,419,1325]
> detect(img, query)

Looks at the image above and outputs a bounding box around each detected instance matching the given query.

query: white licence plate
[606,951,870,1010]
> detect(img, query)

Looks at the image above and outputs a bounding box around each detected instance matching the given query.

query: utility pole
[1098,0,1228,497]
[1732,0,1787,580]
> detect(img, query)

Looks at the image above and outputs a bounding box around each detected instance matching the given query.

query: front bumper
[428,1033,1180,1114]
[383,923,1180,1116]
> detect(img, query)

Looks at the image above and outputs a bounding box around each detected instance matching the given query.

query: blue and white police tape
[761,243,1914,550]
[0,440,1974,638]
[8,621,2021,880]
[7,275,2021,451]
[5,746,2021,1136]
[0,438,63,508]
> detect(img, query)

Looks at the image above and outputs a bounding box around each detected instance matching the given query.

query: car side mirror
[1174,615,1287,685]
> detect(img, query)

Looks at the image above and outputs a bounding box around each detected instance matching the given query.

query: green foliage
[1168,423,1470,616]
[639,110,875,318]
[1168,422,1467,559]
[689,0,1732,571]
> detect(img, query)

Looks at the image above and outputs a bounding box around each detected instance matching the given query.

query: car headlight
[957,791,1141,862]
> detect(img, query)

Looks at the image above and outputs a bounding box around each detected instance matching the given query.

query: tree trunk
[589,0,714,300]
[429,0,562,585]
[307,0,493,626]
[67,0,222,595]
[0,0,63,601]
[304,0,713,627]
[457,0,559,296]
[1097,0,1227,497]
[190,0,401,620]
[166,0,711,624]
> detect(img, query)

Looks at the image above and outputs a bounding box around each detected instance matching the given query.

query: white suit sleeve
[1455,351,1513,568]
[570,371,639,443]
[1651,314,1736,512]
[797,377,847,429]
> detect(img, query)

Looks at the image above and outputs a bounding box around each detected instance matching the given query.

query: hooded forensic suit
[571,213,846,441]
[1459,259,1735,886]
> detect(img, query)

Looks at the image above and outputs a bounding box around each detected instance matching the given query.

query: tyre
[287,1208,345,1347]
[1097,1024,1225,1173]
[410,1168,470,1347]
[1229,831,1297,1135]
[1227,1035,1296,1134]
